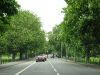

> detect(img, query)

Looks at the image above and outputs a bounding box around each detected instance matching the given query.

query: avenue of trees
[0,0,46,61]
[0,0,100,65]
[48,0,100,64]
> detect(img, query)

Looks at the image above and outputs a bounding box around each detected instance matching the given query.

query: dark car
[43,55,47,61]
[36,56,46,62]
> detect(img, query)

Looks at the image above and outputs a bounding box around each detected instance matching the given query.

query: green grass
[68,56,100,64]
[90,57,100,62]
[1,55,19,60]
[0,55,20,64]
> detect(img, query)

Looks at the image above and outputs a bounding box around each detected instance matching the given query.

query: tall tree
[63,0,100,62]
[5,10,46,60]
[0,0,20,34]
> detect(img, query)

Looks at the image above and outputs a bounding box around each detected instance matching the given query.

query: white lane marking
[48,61,60,75]
[57,73,60,75]
[15,62,36,75]
[54,68,57,72]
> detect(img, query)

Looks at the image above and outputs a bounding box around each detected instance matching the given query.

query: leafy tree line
[5,10,46,60]
[48,0,100,63]
[0,0,20,61]
[0,0,46,61]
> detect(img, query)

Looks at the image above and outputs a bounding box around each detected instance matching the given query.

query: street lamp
[46,51,48,58]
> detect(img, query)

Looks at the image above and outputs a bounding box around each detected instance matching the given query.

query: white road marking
[57,73,60,75]
[48,61,60,75]
[54,68,57,72]
[15,62,36,75]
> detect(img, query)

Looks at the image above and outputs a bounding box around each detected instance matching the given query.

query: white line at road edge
[48,61,60,75]
[15,62,36,75]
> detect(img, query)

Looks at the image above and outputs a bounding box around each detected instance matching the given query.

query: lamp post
[61,42,63,58]
[46,51,48,58]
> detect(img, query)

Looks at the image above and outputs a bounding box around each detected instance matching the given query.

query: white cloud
[17,0,66,32]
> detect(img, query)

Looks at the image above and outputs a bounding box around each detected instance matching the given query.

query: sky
[17,0,66,32]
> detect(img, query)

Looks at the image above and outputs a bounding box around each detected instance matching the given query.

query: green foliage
[0,0,20,17]
[0,10,46,60]
[48,0,100,63]
[64,0,100,61]
[0,35,7,54]
[0,0,20,34]
[48,23,66,57]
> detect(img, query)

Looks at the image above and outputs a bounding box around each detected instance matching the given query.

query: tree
[63,0,100,62]
[47,23,66,58]
[5,10,46,60]
[0,0,20,34]
[48,0,100,63]
[0,0,20,20]
[0,0,20,61]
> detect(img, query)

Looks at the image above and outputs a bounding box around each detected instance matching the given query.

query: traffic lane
[0,61,33,75]
[20,61,57,75]
[49,58,100,75]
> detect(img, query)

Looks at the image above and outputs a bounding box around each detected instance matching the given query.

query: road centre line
[57,73,60,75]
[48,61,60,75]
[54,68,57,73]
[15,62,36,75]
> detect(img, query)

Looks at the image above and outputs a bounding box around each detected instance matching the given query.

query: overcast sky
[17,0,66,32]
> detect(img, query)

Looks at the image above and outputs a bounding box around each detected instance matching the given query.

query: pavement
[66,59,100,71]
[0,58,35,69]
[0,58,100,75]
[78,63,100,70]
[0,61,25,69]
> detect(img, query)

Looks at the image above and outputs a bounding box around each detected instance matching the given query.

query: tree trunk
[86,48,90,63]
[0,54,2,64]
[61,42,63,58]
[19,52,23,60]
[23,50,28,59]
[12,53,16,61]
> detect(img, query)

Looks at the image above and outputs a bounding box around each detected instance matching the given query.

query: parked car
[43,55,47,61]
[36,56,46,62]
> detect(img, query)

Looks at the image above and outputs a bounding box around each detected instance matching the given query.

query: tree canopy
[0,0,20,34]
[47,0,100,62]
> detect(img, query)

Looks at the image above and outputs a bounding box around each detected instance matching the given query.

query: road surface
[0,58,100,75]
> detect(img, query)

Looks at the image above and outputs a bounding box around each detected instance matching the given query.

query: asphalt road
[0,58,100,75]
